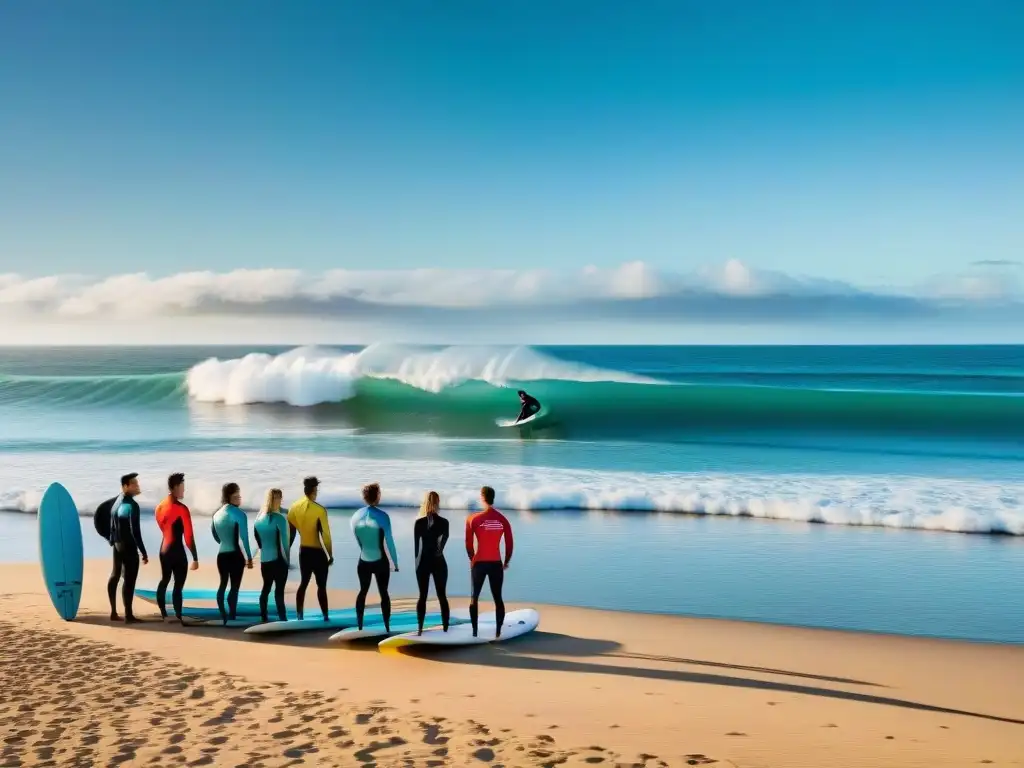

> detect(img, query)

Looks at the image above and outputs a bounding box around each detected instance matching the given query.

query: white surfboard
[496,407,549,428]
[244,606,404,635]
[378,608,539,651]
[328,610,473,643]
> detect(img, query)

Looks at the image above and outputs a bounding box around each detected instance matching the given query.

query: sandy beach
[2,559,1021,767]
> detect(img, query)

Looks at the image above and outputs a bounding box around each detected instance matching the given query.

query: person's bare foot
[124,615,140,625]
[109,612,121,622]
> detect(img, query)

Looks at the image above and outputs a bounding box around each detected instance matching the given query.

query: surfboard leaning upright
[38,482,84,621]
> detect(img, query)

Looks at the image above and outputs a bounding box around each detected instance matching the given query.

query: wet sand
[2,559,1022,767]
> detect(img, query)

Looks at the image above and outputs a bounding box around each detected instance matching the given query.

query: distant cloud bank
[1,260,1021,343]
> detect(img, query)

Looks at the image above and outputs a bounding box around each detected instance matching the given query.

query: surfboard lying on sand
[167,604,363,622]
[141,601,264,619]
[138,591,270,617]
[180,617,257,629]
[243,607,399,635]
[38,482,84,621]
[378,608,539,651]
[138,586,268,603]
[327,610,472,643]
[496,407,549,428]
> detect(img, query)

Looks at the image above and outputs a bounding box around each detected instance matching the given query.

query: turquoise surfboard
[328,610,470,643]
[137,586,268,603]
[38,482,84,621]
[176,604,381,624]
[243,607,411,635]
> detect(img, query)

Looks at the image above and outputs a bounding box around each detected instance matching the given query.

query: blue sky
[0,1,1022,343]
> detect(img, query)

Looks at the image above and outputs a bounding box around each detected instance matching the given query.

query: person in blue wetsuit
[350,483,399,631]
[253,487,290,623]
[210,482,253,624]
[104,472,149,623]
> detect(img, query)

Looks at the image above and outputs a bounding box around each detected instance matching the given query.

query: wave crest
[185,344,650,406]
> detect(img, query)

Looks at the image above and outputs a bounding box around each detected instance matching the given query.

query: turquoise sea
[1,344,1021,642]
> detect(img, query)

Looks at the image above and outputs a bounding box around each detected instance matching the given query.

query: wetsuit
[210,503,252,623]
[414,514,450,633]
[154,495,197,621]
[287,497,333,621]
[351,505,399,630]
[465,506,513,637]
[253,510,290,622]
[106,493,147,621]
[515,394,541,423]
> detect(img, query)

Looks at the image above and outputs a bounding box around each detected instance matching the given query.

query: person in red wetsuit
[465,485,513,638]
[154,472,199,624]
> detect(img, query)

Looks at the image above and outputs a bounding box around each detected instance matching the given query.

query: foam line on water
[0,450,1021,536]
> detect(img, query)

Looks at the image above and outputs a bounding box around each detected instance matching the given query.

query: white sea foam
[185,343,652,406]
[1,450,1021,536]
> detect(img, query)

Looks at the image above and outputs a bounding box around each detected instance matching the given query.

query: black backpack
[94,496,117,540]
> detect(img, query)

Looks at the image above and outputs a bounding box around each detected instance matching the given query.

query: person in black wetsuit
[515,390,541,423]
[105,472,148,623]
[414,491,450,635]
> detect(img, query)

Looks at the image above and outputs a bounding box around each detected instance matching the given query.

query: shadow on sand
[389,630,1024,727]
[74,609,1024,727]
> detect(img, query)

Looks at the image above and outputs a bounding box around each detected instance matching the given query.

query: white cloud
[923,261,1023,303]
[0,261,1020,343]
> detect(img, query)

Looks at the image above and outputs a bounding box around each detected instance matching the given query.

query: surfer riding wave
[514,390,541,423]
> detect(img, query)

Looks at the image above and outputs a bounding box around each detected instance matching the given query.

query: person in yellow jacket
[286,476,333,621]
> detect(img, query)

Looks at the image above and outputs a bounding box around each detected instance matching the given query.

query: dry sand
[1,558,1021,767]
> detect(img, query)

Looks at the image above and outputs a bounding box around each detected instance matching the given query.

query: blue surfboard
[137,586,267,603]
[38,482,84,621]
[137,586,268,614]
[138,595,269,617]
[243,607,412,635]
[176,604,383,623]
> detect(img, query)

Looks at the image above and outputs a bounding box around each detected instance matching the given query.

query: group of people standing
[97,472,515,638]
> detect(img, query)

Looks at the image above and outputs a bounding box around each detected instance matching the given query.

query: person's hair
[362,482,381,505]
[517,390,526,397]
[167,472,185,492]
[221,482,240,505]
[480,486,495,505]
[263,487,283,514]
[120,472,138,488]
[419,490,440,518]
[303,476,319,496]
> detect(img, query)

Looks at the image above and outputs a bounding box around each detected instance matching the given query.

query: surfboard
[138,588,277,617]
[496,406,549,428]
[172,603,345,622]
[327,610,472,643]
[378,608,539,651]
[38,482,84,621]
[139,597,267,617]
[138,586,268,603]
[243,606,399,635]
[180,617,256,629]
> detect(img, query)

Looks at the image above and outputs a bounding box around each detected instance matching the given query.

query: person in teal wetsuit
[210,482,253,624]
[350,483,399,631]
[253,487,290,622]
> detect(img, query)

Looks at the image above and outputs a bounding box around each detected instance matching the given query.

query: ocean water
[1,344,1022,641]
